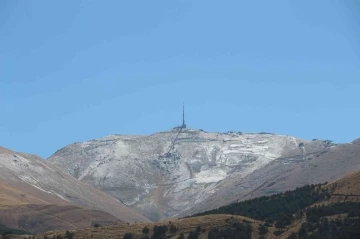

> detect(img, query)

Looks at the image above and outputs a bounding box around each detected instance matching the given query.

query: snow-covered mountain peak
[48,129,315,220]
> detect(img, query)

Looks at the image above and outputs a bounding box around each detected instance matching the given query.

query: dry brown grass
[325,169,360,202]
[0,181,65,206]
[20,214,266,239]
[0,204,122,234]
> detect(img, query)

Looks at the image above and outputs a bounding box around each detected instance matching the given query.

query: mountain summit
[49,129,339,220]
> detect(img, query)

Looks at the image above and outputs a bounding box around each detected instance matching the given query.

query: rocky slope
[49,129,336,220]
[0,146,150,233]
[180,139,360,217]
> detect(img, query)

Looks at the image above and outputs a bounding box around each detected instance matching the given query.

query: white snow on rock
[49,129,314,220]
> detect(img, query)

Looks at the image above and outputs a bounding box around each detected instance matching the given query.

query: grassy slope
[16,215,265,239]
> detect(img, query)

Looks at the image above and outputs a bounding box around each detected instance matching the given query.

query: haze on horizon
[1,0,359,158]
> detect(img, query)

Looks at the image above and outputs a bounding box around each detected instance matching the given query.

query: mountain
[48,128,359,221]
[0,146,150,233]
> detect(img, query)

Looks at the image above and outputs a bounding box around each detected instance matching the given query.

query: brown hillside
[325,169,360,202]
[0,146,150,234]
[0,180,123,234]
[21,215,267,239]
[0,204,121,234]
[0,181,68,206]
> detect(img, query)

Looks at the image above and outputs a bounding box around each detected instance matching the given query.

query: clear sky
[1,1,359,158]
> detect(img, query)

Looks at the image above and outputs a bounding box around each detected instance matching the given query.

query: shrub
[188,230,199,239]
[152,225,168,239]
[123,232,133,239]
[142,226,149,234]
[65,230,74,239]
[259,224,268,235]
[169,224,178,233]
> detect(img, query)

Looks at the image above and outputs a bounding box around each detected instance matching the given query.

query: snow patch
[194,168,227,184]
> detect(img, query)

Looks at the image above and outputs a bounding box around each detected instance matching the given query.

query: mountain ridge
[48,128,337,220]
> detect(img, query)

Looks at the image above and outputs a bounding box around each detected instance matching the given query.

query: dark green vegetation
[194,184,330,228]
[288,202,360,239]
[124,232,134,239]
[121,222,253,239]
[306,202,360,219]
[151,225,168,239]
[0,223,31,236]
[193,182,360,239]
[124,225,170,239]
[208,222,252,239]
[23,230,74,239]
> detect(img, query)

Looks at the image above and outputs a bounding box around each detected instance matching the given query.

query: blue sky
[1,0,359,158]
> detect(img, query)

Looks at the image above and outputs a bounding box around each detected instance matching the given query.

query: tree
[142,226,150,234]
[259,224,268,235]
[298,223,308,238]
[65,231,74,239]
[188,231,198,239]
[124,233,133,239]
[169,224,178,233]
[152,225,168,239]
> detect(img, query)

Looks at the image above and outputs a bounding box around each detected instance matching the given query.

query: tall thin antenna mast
[182,103,186,128]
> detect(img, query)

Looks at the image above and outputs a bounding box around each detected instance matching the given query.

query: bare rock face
[49,129,333,221]
[0,146,150,233]
[180,141,360,217]
[48,129,360,221]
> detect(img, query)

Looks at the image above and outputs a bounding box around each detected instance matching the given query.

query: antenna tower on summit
[182,103,186,128]
[161,103,187,158]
